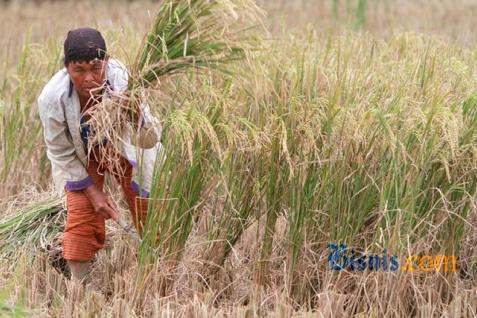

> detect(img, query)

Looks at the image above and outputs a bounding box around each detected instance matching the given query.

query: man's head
[64,27,109,99]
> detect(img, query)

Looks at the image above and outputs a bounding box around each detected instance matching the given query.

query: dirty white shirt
[37,58,164,198]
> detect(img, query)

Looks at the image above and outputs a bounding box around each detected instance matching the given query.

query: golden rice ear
[130,122,158,149]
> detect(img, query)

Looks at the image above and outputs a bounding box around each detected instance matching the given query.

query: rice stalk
[0,198,64,260]
[130,0,263,89]
[86,0,263,174]
[286,152,320,297]
[256,120,290,285]
[200,150,261,276]
[138,104,223,268]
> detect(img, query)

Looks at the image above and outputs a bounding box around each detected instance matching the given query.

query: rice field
[0,0,476,316]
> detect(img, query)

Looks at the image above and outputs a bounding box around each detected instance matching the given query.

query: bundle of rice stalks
[0,198,65,260]
[86,0,263,173]
[130,0,262,88]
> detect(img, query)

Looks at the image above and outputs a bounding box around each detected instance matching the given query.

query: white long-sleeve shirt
[37,58,164,198]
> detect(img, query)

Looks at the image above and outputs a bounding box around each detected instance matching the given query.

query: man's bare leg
[67,260,90,284]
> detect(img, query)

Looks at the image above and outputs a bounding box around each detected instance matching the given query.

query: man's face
[66,58,108,99]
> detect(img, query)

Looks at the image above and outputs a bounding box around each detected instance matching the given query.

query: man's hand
[83,184,119,221]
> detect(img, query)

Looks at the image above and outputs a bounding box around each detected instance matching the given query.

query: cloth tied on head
[64,27,107,65]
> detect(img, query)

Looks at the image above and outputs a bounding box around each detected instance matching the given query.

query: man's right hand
[84,184,119,221]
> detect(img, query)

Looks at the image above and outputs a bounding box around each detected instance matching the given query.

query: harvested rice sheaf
[0,198,64,257]
[86,0,263,173]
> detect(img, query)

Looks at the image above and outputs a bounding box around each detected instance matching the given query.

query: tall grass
[0,34,62,196]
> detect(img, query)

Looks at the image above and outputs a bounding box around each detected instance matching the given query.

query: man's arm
[38,95,118,220]
[38,94,92,190]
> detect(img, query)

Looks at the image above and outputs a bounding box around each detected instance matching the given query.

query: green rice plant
[0,198,64,259]
[365,88,477,256]
[460,93,477,147]
[256,118,290,285]
[1,39,35,182]
[286,152,320,295]
[1,34,61,193]
[138,103,223,266]
[200,149,261,274]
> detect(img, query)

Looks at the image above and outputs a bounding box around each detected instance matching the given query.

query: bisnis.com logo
[327,243,457,273]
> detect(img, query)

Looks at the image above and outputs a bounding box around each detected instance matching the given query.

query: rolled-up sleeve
[38,95,92,191]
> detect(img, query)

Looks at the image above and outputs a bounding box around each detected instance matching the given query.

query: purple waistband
[65,175,94,191]
[131,180,150,198]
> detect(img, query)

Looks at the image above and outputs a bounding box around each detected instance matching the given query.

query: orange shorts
[62,146,149,262]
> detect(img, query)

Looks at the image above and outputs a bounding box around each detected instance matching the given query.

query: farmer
[37,27,163,283]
